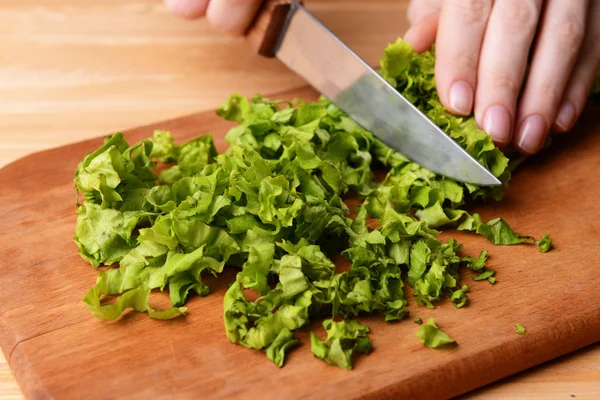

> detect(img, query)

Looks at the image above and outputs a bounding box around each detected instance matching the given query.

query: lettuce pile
[73,39,554,369]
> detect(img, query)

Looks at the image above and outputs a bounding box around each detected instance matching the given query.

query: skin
[165,0,600,155]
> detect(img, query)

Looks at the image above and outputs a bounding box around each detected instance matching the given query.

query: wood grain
[0,0,599,398]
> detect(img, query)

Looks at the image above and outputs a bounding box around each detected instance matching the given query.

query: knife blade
[246,1,501,186]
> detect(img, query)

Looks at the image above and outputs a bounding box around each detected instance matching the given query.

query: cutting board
[1,86,599,400]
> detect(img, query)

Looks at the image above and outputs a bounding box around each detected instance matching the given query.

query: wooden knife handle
[245,0,300,57]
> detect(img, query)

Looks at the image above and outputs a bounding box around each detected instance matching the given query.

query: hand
[404,0,600,155]
[164,0,262,36]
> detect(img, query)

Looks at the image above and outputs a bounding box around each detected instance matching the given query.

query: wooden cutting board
[1,86,599,400]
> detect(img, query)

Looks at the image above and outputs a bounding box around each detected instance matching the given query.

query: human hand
[164,0,262,36]
[404,0,600,155]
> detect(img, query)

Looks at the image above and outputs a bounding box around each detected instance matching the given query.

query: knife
[244,0,501,186]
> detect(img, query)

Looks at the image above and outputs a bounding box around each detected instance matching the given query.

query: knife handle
[245,0,298,57]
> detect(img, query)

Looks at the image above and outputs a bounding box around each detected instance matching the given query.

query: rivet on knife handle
[245,0,299,57]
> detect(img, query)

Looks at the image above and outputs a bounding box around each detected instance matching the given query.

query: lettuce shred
[74,39,560,369]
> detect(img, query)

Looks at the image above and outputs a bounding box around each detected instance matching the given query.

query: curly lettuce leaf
[74,132,157,209]
[458,213,553,252]
[310,319,372,369]
[83,273,186,321]
[266,328,298,367]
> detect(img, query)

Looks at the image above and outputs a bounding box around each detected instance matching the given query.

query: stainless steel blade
[274,2,501,186]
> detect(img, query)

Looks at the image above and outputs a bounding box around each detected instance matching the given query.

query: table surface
[0,0,598,398]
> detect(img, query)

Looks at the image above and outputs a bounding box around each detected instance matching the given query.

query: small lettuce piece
[74,132,157,209]
[151,132,218,184]
[408,240,431,286]
[451,285,469,308]
[417,318,456,348]
[473,269,495,282]
[409,239,464,309]
[310,319,372,369]
[223,280,311,366]
[223,281,251,344]
[73,203,152,268]
[276,239,336,281]
[275,255,310,299]
[414,317,423,324]
[458,213,553,252]
[83,273,186,321]
[237,229,275,294]
[266,328,298,367]
[535,234,553,253]
[515,323,526,335]
[149,130,178,162]
[462,251,488,271]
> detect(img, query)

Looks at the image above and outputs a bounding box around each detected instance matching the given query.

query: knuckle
[537,81,562,109]
[455,52,479,72]
[451,0,490,24]
[490,73,521,97]
[408,0,442,24]
[500,0,539,33]
[555,13,586,47]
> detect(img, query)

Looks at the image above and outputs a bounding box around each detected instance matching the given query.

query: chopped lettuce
[74,37,561,369]
[417,318,456,348]
[310,319,372,370]
[515,323,526,335]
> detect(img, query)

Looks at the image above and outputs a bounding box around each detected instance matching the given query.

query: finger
[206,0,263,37]
[435,0,494,116]
[473,0,543,145]
[407,0,442,25]
[164,0,210,19]
[403,12,440,54]
[552,0,600,133]
[513,0,589,154]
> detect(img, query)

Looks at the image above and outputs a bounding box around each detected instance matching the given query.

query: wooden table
[0,0,598,398]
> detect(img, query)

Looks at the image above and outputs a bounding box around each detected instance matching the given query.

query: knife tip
[476,173,503,187]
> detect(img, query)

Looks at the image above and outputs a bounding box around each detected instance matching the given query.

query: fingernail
[449,80,473,115]
[554,101,575,131]
[483,105,512,145]
[517,114,547,154]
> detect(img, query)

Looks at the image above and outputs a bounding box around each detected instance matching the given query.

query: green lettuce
[310,319,372,370]
[417,318,456,348]
[74,37,562,370]
[83,272,186,320]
